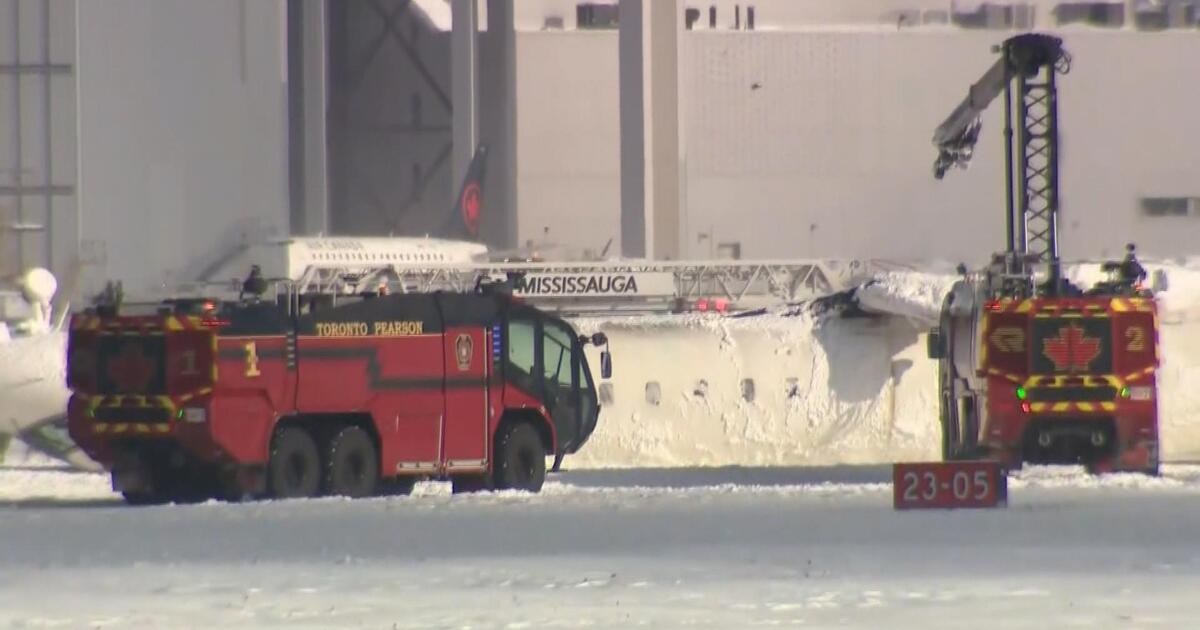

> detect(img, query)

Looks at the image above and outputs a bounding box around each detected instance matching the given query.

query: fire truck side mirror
[927,327,944,359]
[600,350,613,380]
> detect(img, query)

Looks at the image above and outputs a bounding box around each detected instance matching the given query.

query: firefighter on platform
[1119,243,1147,290]
[240,264,268,301]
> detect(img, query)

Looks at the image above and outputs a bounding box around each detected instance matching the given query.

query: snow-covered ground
[3,465,1200,628]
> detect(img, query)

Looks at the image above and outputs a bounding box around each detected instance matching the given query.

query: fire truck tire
[268,426,322,499]
[492,422,546,492]
[324,426,379,498]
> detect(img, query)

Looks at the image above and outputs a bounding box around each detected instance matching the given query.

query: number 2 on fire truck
[1125,326,1146,352]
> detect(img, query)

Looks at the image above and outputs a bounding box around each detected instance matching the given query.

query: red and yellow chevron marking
[86,394,175,412]
[987,297,1155,316]
[71,314,213,332]
[83,386,214,437]
[93,423,171,435]
[1123,365,1157,383]
[1022,374,1123,389]
[1028,401,1118,414]
[163,315,209,331]
[1109,298,1155,313]
[985,367,1024,384]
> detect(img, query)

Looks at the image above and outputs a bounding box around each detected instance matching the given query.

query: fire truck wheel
[268,426,322,499]
[493,422,546,492]
[324,426,379,498]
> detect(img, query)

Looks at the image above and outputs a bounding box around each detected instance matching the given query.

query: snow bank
[573,260,1200,468]
[574,312,941,468]
[854,270,959,327]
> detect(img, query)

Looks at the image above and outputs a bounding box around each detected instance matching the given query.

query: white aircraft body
[224,236,489,284]
[0,270,98,469]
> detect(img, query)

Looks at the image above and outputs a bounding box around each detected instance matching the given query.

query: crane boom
[931,33,1070,297]
[932,56,1010,180]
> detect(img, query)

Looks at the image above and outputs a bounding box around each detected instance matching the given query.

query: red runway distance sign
[893,461,1007,510]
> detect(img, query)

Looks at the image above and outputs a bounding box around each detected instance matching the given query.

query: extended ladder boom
[931,33,1070,297]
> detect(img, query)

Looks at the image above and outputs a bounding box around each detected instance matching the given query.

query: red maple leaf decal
[106,343,156,393]
[1042,324,1102,372]
[460,182,481,237]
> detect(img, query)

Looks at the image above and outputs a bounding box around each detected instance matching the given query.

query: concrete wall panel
[510,28,1200,263]
[76,0,288,297]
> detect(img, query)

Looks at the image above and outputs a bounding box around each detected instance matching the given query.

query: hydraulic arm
[932,33,1071,296]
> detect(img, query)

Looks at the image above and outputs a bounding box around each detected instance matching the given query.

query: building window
[951,3,1035,29]
[1141,197,1200,218]
[645,381,661,406]
[740,378,756,403]
[577,3,619,29]
[599,382,614,406]
[1133,1,1197,29]
[1054,2,1125,27]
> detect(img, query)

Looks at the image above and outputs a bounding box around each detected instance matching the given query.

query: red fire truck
[66,284,611,504]
[929,288,1160,475]
[924,34,1160,477]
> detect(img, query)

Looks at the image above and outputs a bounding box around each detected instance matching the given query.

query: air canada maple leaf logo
[460,182,481,237]
[106,343,156,393]
[1042,324,1101,372]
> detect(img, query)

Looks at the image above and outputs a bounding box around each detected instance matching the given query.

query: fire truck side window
[507,317,539,385]
[543,322,575,389]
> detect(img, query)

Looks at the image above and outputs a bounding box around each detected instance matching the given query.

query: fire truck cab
[66,284,610,504]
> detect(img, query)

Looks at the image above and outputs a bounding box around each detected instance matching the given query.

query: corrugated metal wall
[75,0,289,299]
[0,0,75,281]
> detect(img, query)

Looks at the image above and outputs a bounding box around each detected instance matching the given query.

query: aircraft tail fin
[440,144,488,240]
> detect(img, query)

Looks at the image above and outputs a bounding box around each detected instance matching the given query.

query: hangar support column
[619,0,681,260]
[451,0,479,198]
[287,0,330,236]
[480,0,518,249]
